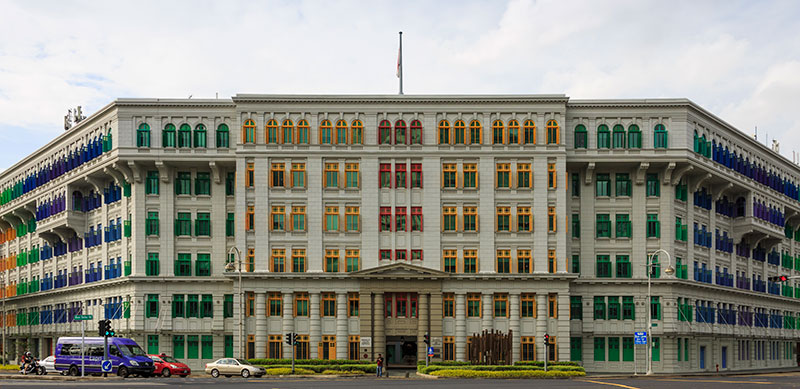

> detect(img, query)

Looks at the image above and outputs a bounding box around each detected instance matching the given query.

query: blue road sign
[634,332,647,345]
[427,347,434,357]
[101,360,112,373]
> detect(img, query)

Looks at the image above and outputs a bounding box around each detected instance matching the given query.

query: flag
[396,45,402,78]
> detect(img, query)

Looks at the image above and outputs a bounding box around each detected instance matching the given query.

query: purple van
[54,337,154,377]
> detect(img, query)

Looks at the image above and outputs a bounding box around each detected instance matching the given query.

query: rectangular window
[615,173,631,196]
[173,335,185,359]
[172,295,185,318]
[145,171,159,195]
[570,296,582,320]
[467,293,481,317]
[195,253,211,276]
[226,213,235,237]
[616,255,631,278]
[345,249,360,272]
[322,292,336,317]
[548,206,556,232]
[444,337,455,361]
[547,163,556,189]
[442,163,457,188]
[245,163,254,188]
[291,163,306,188]
[496,163,510,188]
[548,293,558,318]
[175,212,191,236]
[650,296,662,320]
[646,214,660,238]
[516,163,531,188]
[174,253,192,276]
[245,206,254,231]
[571,213,580,238]
[521,337,536,361]
[226,172,235,195]
[201,294,213,318]
[380,163,392,188]
[395,163,407,188]
[268,292,282,316]
[195,212,210,236]
[596,173,610,196]
[463,249,477,273]
[443,293,455,317]
[294,292,309,316]
[517,249,531,273]
[461,206,477,232]
[246,248,254,272]
[548,249,557,273]
[521,293,536,318]
[596,214,611,238]
[622,296,635,320]
[324,163,339,188]
[344,206,360,232]
[443,206,457,232]
[325,205,339,232]
[571,172,580,197]
[146,253,160,276]
[571,254,581,274]
[463,163,477,189]
[146,211,159,236]
[270,163,285,187]
[292,249,306,273]
[145,294,159,318]
[395,207,407,231]
[646,173,660,197]
[271,249,285,273]
[176,172,191,195]
[596,255,611,278]
[187,294,200,318]
[410,207,423,231]
[224,294,233,318]
[493,293,508,318]
[410,163,422,188]
[615,214,631,238]
[345,163,360,188]
[607,296,620,320]
[291,206,306,231]
[496,206,511,231]
[594,337,605,362]
[195,172,211,195]
[443,249,458,273]
[517,206,531,232]
[380,207,392,232]
[325,249,339,272]
[496,249,510,273]
[348,293,359,317]
[594,296,606,320]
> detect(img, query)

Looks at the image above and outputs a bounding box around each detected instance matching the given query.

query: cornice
[232,94,570,105]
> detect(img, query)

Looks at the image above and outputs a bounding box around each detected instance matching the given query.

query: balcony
[732,216,785,244]
[35,209,86,241]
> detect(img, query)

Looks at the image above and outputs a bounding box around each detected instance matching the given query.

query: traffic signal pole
[291,333,295,374]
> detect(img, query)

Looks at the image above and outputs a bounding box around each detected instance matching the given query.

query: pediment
[350,262,449,278]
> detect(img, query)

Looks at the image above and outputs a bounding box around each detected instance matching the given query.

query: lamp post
[646,249,674,376]
[1,272,5,365]
[225,247,244,359]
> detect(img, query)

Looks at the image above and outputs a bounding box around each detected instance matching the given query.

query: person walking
[376,354,384,377]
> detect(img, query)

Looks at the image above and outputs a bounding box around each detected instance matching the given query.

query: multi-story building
[0,94,798,373]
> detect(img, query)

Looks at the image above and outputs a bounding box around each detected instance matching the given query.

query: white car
[40,356,58,375]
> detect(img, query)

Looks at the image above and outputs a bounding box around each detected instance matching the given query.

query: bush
[265,367,316,375]
[417,360,473,367]
[513,361,581,367]
[321,369,367,375]
[0,365,20,371]
[430,369,586,379]
[419,365,584,374]
[255,364,376,373]
[249,358,371,366]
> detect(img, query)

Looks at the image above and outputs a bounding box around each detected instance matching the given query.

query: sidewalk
[586,366,800,379]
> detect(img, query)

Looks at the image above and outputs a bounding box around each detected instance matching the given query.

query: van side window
[60,344,74,356]
[90,346,104,357]
[109,346,120,357]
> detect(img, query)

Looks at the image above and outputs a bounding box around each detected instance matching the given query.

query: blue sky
[1,0,800,170]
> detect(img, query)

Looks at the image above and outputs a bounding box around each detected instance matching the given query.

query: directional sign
[101,360,112,373]
[427,347,434,357]
[74,315,93,321]
[634,332,647,345]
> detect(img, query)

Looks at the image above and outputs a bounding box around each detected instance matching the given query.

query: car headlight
[130,361,139,366]
[170,364,178,369]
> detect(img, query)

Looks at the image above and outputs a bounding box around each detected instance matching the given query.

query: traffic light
[98,320,108,337]
[769,275,789,282]
[544,333,549,344]
[285,333,292,345]
[292,333,298,345]
[423,334,430,345]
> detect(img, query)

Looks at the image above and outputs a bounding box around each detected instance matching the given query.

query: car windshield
[235,359,251,366]
[118,344,147,357]
[162,356,179,363]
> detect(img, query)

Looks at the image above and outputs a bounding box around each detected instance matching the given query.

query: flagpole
[398,31,403,95]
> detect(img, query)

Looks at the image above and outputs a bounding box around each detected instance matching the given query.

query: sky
[1,0,800,170]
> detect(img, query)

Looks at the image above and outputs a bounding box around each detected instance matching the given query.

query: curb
[415,372,439,379]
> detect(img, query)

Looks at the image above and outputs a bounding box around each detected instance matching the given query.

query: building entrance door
[385,336,417,366]
[721,346,727,369]
[700,346,706,369]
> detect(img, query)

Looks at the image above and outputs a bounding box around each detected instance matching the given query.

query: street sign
[75,315,93,321]
[431,337,442,348]
[427,347,434,357]
[101,360,112,373]
[360,337,372,348]
[634,332,647,345]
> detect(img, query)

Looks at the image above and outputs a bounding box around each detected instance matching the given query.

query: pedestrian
[376,354,384,378]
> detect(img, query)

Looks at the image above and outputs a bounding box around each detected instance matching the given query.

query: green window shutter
[224,295,234,318]
[608,337,620,362]
[148,335,159,355]
[173,295,185,318]
[187,294,199,318]
[570,337,582,361]
[224,335,234,358]
[622,337,634,361]
[187,335,199,359]
[173,335,185,359]
[146,294,159,318]
[594,337,605,361]
[594,296,606,319]
[201,294,213,318]
[652,337,661,361]
[202,335,214,359]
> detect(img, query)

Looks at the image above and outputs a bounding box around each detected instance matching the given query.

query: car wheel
[68,365,79,377]
[118,366,129,378]
[210,369,219,378]
[162,368,171,378]
[241,369,250,378]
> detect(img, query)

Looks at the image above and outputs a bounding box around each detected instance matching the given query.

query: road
[2,373,800,388]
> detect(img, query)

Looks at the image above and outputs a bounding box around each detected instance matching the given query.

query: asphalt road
[2,373,800,388]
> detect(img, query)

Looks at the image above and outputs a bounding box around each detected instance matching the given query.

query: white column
[310,293,321,358]
[481,293,492,331]
[255,292,266,359]
[335,293,348,359]
[455,293,466,361]
[509,293,520,363]
[281,293,294,359]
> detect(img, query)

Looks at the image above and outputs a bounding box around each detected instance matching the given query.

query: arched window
[410,120,422,145]
[693,130,700,153]
[178,124,191,148]
[612,125,625,149]
[454,120,466,145]
[242,119,256,144]
[654,124,668,149]
[216,124,229,148]
[596,124,610,149]
[628,125,641,149]
[492,120,504,145]
[574,125,587,149]
[336,120,348,144]
[104,129,113,152]
[296,119,309,144]
[507,120,520,144]
[469,120,482,145]
[438,120,451,145]
[136,123,150,148]
[523,120,536,144]
[351,119,363,144]
[546,120,559,144]
[163,124,176,148]
[193,124,207,148]
[319,119,332,144]
[282,119,294,144]
[378,120,391,145]
[395,120,407,145]
[266,119,279,144]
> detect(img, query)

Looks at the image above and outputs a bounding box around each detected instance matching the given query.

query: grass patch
[430,369,586,379]
[0,365,20,371]
[265,367,316,375]
[321,369,367,375]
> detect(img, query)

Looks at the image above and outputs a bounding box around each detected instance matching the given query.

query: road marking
[654,378,772,384]
[579,379,642,389]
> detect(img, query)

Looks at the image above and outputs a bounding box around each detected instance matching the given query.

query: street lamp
[646,248,674,376]
[224,247,244,360]
[1,271,5,365]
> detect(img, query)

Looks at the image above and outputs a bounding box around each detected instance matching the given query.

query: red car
[148,354,191,377]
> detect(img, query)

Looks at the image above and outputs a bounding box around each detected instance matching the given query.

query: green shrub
[321,369,367,375]
[265,367,316,375]
[0,365,20,371]
[255,364,376,373]
[417,360,473,367]
[249,358,370,366]
[430,369,585,379]
[513,361,581,367]
[419,365,584,374]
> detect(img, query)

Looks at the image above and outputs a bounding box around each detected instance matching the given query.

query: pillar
[536,293,547,361]
[336,293,348,359]
[374,293,385,361]
[509,293,520,363]
[455,293,466,361]
[255,292,266,359]
[481,293,492,331]
[281,292,294,359]
[310,292,320,358]
[417,293,429,362]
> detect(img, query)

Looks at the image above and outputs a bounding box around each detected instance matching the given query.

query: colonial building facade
[0,95,798,373]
